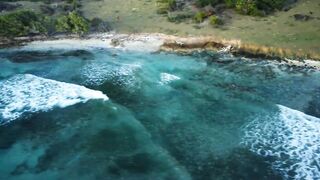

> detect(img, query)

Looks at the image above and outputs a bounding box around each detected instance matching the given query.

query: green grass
[1,0,319,58]
[80,0,320,56]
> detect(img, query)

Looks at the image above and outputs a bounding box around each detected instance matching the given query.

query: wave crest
[159,73,180,85]
[243,105,320,179]
[0,74,108,125]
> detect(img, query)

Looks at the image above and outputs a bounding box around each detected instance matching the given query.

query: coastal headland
[0,0,319,61]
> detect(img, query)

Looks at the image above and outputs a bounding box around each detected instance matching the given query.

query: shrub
[256,0,286,11]
[224,0,237,7]
[235,0,261,16]
[56,11,89,34]
[167,11,194,23]
[194,11,206,23]
[156,0,176,14]
[209,15,223,25]
[196,0,222,7]
[234,0,287,15]
[0,10,47,37]
[68,0,78,10]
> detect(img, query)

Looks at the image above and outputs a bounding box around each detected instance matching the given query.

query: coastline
[1,32,320,70]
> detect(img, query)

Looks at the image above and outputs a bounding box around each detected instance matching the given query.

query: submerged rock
[7,51,59,63]
[6,50,94,63]
[61,50,94,60]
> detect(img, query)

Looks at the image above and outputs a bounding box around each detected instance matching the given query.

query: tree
[56,11,89,34]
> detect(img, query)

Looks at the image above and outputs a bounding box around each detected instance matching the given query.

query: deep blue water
[0,46,319,180]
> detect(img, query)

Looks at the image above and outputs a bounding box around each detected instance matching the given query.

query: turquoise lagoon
[0,43,319,180]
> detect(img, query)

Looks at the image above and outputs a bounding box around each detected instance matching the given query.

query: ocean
[0,42,319,179]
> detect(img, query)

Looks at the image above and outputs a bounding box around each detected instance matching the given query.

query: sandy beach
[8,32,318,71]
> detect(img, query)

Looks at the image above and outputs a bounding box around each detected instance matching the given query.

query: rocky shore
[1,33,320,70]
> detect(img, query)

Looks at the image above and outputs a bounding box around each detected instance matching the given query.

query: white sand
[17,32,320,70]
[20,33,164,53]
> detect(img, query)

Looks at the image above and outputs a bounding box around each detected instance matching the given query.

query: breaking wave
[0,74,108,125]
[243,105,320,179]
[81,62,141,87]
[159,73,181,85]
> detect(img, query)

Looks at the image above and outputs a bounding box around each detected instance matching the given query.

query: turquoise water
[0,46,319,180]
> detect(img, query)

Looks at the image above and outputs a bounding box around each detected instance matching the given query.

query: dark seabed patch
[2,50,94,63]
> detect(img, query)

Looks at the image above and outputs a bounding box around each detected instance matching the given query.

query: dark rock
[61,4,73,12]
[282,0,298,11]
[111,38,121,47]
[175,0,187,10]
[293,14,313,21]
[203,5,214,15]
[90,18,112,33]
[213,4,227,14]
[40,5,55,15]
[282,5,291,12]
[0,2,21,12]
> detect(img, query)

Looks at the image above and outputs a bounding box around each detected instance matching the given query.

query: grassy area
[0,0,319,57]
[80,0,320,56]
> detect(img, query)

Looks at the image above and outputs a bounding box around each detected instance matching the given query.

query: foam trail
[81,62,141,86]
[159,73,181,85]
[243,105,320,179]
[0,74,108,125]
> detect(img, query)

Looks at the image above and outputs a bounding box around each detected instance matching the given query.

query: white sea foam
[81,62,141,87]
[0,74,108,124]
[218,45,232,53]
[243,105,320,179]
[159,73,181,85]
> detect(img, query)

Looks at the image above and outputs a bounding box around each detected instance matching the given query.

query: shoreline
[1,33,320,69]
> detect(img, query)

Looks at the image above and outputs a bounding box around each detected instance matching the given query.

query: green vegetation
[194,11,206,23]
[227,0,287,15]
[156,0,176,14]
[0,10,47,37]
[235,0,261,16]
[156,0,290,28]
[1,0,318,59]
[0,9,89,37]
[167,11,194,23]
[209,15,223,26]
[224,0,237,7]
[196,0,221,7]
[56,12,89,34]
[195,0,287,15]
[0,0,42,1]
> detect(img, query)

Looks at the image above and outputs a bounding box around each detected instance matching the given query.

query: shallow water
[0,46,319,180]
